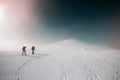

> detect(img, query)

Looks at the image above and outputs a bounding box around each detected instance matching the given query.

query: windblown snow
[0,39,120,80]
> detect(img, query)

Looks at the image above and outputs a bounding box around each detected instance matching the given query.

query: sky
[35,0,120,46]
[0,0,120,51]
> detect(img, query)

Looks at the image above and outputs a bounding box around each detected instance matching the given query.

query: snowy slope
[42,39,111,51]
[40,39,95,51]
[0,39,120,80]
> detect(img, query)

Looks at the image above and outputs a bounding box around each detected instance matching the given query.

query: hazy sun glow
[0,1,45,52]
[0,6,7,39]
[0,7,6,22]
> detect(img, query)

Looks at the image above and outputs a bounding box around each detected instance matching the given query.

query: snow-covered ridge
[40,39,107,51]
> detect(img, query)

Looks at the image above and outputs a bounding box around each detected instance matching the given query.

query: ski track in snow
[86,69,99,80]
[114,70,120,80]
[59,54,101,80]
[1,52,120,80]
[73,54,103,80]
[16,54,49,80]
[60,65,70,80]
[14,52,120,80]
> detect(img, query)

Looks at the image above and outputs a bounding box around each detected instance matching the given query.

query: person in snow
[22,46,27,55]
[31,46,35,54]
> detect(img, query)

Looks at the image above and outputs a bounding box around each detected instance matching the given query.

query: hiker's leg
[25,51,26,55]
[22,52,23,55]
[33,50,34,54]
[32,50,33,54]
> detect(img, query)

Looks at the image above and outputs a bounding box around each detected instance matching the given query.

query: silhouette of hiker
[22,46,26,55]
[31,46,35,54]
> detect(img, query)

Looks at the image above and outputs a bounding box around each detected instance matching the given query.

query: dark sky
[34,0,120,46]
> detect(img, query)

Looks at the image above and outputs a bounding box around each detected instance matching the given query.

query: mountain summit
[41,39,97,52]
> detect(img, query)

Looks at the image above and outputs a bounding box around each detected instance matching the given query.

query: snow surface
[0,39,120,80]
